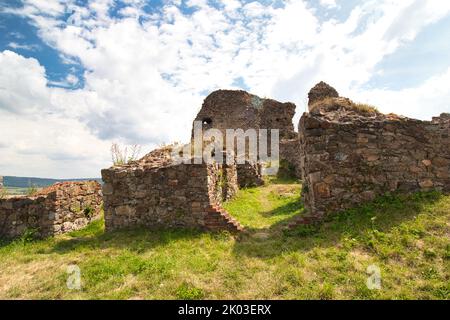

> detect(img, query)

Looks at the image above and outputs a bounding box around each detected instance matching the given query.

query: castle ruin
[3,83,449,238]
[101,90,304,233]
[102,83,450,233]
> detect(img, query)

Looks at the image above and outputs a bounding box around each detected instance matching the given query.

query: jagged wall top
[193,89,297,140]
[308,81,339,109]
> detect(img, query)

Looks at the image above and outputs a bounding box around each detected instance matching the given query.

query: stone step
[204,204,244,233]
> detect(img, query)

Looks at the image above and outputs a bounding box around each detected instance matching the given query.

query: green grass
[0,180,448,300]
[222,177,302,229]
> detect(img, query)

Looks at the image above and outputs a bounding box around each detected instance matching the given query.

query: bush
[18,228,39,244]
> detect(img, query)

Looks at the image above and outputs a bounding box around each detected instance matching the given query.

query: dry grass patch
[309,97,379,114]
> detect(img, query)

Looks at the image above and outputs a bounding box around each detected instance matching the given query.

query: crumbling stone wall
[299,96,450,220]
[193,90,297,140]
[101,147,243,232]
[279,139,301,179]
[192,90,300,184]
[433,113,450,124]
[236,162,264,188]
[0,181,102,239]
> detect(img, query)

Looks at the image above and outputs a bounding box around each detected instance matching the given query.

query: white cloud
[7,42,41,51]
[0,51,112,178]
[320,0,338,9]
[1,0,450,177]
[350,67,450,120]
[0,50,50,114]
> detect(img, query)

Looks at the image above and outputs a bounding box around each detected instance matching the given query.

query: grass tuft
[309,97,379,114]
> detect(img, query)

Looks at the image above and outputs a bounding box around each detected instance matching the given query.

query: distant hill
[2,176,103,188]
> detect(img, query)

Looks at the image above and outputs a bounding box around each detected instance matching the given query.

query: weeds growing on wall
[0,188,8,199]
[111,143,141,165]
[26,184,38,196]
[83,206,95,220]
[309,97,379,114]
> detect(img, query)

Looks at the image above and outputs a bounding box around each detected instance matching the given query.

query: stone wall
[101,147,244,232]
[0,181,102,239]
[299,98,450,220]
[279,139,301,178]
[236,162,264,188]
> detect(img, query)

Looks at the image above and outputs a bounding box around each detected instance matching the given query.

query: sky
[0,0,450,179]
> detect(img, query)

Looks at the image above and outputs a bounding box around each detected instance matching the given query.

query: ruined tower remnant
[296,83,450,224]
[192,90,301,184]
[0,175,3,190]
[193,90,297,140]
[307,81,339,110]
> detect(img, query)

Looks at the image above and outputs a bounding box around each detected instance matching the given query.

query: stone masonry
[297,84,450,223]
[192,90,301,183]
[101,146,244,233]
[307,81,339,110]
[0,181,102,239]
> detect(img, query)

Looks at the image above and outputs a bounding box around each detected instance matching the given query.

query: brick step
[205,204,244,233]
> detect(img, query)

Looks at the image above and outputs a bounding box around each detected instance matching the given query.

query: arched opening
[202,117,213,126]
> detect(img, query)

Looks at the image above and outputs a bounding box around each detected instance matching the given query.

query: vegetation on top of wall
[111,143,142,166]
[351,102,379,114]
[26,184,39,196]
[310,97,379,115]
[0,188,8,199]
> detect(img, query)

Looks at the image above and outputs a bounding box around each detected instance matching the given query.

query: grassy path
[223,178,302,229]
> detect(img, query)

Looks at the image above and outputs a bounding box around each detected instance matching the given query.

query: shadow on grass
[49,225,207,255]
[265,176,301,185]
[232,191,444,259]
[259,198,304,218]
